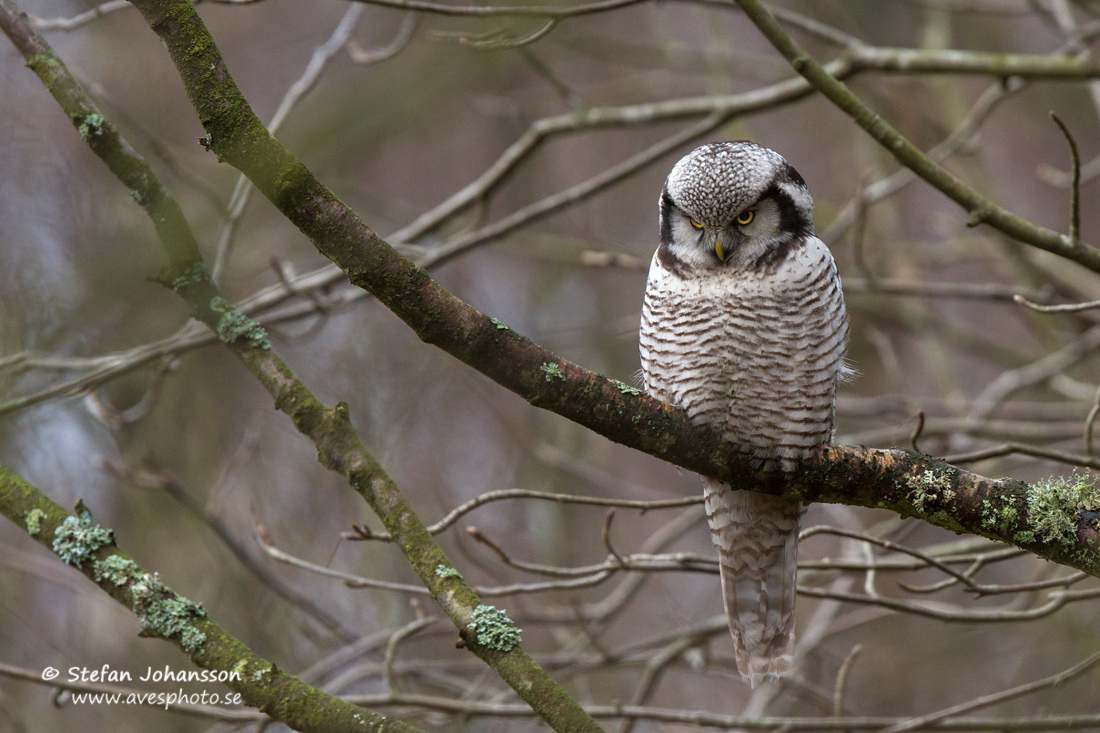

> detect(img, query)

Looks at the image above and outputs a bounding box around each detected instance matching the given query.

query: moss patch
[25,508,46,536]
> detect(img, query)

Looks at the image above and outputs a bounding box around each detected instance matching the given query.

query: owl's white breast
[639,236,848,470]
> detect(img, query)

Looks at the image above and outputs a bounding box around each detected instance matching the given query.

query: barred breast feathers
[640,234,848,463]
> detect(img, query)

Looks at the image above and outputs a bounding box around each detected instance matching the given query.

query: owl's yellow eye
[736,210,755,226]
[689,218,703,229]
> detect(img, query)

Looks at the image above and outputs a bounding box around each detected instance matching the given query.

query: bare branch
[1049,111,1082,248]
[878,649,1100,733]
[731,0,1100,271]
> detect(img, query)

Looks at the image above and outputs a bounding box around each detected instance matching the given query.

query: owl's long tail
[703,478,803,687]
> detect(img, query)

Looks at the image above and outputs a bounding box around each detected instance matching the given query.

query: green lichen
[169,262,211,292]
[52,511,114,568]
[435,564,463,580]
[979,493,1021,534]
[906,469,955,513]
[1025,471,1100,549]
[489,317,509,330]
[468,604,522,652]
[540,362,565,382]
[199,133,213,151]
[231,659,248,679]
[209,296,270,350]
[93,555,141,586]
[980,500,993,528]
[77,113,106,141]
[251,665,272,683]
[1014,530,1036,544]
[614,380,643,396]
[131,573,207,652]
[25,508,46,536]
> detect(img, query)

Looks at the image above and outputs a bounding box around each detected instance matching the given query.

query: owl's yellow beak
[714,237,725,262]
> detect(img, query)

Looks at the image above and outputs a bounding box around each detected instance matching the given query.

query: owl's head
[658,141,814,271]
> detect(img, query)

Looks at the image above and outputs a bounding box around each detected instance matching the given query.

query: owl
[639,141,848,686]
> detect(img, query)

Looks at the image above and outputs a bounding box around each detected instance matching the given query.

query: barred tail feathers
[703,479,803,687]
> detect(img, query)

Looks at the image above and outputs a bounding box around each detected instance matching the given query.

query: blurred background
[2,0,1100,730]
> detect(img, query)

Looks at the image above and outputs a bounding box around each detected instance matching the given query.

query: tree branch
[731,0,1100,272]
[0,4,605,731]
[0,462,416,732]
[111,0,1100,582]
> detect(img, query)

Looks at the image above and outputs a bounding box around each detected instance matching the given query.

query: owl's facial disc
[669,199,763,266]
[658,141,815,273]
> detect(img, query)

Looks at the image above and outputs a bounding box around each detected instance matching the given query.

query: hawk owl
[639,141,849,686]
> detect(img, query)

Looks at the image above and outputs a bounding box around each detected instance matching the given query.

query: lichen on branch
[114,0,1100,583]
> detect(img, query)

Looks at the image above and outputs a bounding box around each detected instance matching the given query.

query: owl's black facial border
[659,188,675,247]
[759,182,812,239]
[657,186,705,275]
[783,161,806,188]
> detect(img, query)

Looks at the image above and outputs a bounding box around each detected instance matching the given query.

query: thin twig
[800,526,981,593]
[910,411,926,453]
[940,442,1100,469]
[346,0,646,18]
[30,0,129,30]
[602,509,627,568]
[384,617,436,693]
[346,13,417,63]
[1013,294,1100,312]
[460,19,557,48]
[1087,383,1100,456]
[345,690,1100,728]
[617,631,709,733]
[104,456,359,641]
[795,584,1092,622]
[833,644,863,718]
[342,488,701,542]
[876,649,1100,733]
[1049,111,1082,247]
[212,5,367,281]
[732,0,1100,271]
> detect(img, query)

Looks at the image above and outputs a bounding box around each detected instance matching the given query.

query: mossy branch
[0,462,418,733]
[106,0,1100,581]
[7,1,1100,719]
[0,4,604,732]
[731,0,1100,273]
